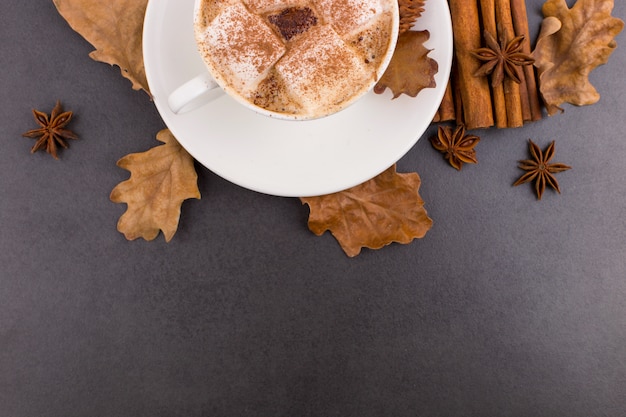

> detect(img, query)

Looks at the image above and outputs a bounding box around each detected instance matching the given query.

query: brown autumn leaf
[399,0,426,34]
[53,0,150,93]
[300,165,433,257]
[532,0,624,115]
[110,129,201,242]
[374,30,438,98]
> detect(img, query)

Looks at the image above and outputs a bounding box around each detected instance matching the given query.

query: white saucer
[143,0,453,197]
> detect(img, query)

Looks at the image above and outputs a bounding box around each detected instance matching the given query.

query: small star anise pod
[470,30,535,87]
[22,100,78,159]
[513,139,571,200]
[430,125,480,170]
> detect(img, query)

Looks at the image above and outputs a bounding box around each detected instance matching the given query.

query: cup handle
[168,72,221,114]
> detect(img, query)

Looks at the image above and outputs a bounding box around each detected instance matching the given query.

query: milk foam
[197,2,286,95]
[275,24,370,114]
[195,0,396,119]
[243,0,300,13]
[314,0,384,35]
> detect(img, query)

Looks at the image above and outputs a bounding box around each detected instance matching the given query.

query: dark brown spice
[470,30,535,87]
[268,7,317,41]
[22,100,78,159]
[513,139,571,200]
[430,125,480,170]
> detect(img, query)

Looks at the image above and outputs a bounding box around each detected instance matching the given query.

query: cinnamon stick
[452,60,464,126]
[517,64,532,121]
[510,0,543,121]
[448,0,493,130]
[495,0,523,128]
[438,78,456,122]
[479,0,508,128]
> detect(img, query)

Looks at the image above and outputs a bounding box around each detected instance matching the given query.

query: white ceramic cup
[168,0,399,120]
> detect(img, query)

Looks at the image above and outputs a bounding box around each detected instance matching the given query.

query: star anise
[430,125,480,170]
[513,139,571,200]
[22,100,78,159]
[470,30,535,87]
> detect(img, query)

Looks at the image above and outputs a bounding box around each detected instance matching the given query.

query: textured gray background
[1,1,625,416]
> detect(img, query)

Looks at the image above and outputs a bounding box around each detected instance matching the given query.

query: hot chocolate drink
[194,0,398,119]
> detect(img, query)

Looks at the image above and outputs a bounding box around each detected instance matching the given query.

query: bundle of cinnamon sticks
[434,0,542,129]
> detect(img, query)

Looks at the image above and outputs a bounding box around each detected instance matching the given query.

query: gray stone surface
[1,1,625,416]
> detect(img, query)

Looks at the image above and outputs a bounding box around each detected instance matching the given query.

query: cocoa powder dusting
[253,69,302,114]
[268,7,318,41]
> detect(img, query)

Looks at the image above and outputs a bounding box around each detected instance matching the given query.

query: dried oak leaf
[53,0,149,93]
[110,129,201,242]
[532,0,624,115]
[300,165,433,257]
[398,0,426,34]
[374,30,438,98]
